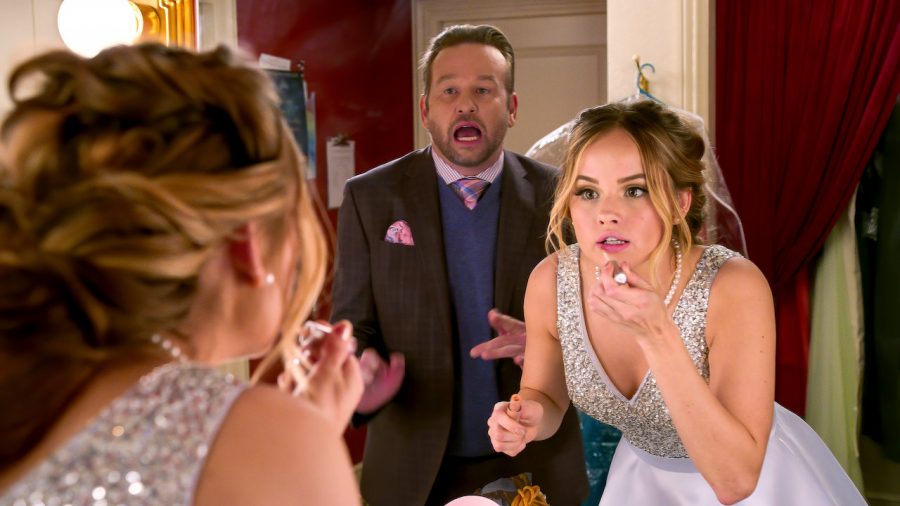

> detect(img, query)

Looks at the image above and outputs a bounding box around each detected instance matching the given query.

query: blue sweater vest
[438,176,502,457]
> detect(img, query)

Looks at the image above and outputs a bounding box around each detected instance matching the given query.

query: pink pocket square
[385,220,415,246]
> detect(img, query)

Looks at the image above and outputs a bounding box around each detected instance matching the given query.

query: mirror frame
[132,0,198,49]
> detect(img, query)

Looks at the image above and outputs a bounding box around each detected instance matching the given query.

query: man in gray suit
[332,24,587,506]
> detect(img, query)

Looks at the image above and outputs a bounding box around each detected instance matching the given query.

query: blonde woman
[0,43,361,505]
[487,100,865,505]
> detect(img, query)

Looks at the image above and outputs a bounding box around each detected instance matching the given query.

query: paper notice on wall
[258,53,291,71]
[326,137,355,209]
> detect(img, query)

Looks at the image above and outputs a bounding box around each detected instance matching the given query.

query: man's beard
[427,117,508,169]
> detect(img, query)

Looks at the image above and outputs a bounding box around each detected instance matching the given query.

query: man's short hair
[419,24,515,99]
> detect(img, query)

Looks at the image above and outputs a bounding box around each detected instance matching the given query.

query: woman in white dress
[487,100,866,505]
[0,43,362,505]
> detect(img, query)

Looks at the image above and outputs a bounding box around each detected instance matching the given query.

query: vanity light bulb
[58,0,142,57]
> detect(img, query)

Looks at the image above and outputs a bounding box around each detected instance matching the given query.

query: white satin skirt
[599,404,867,505]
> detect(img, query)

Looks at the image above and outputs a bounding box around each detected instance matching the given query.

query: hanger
[627,55,748,255]
[633,54,662,102]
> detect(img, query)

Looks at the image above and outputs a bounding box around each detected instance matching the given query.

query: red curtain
[716,0,900,415]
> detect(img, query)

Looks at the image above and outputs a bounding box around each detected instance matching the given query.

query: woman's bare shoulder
[194,384,359,505]
[706,249,775,349]
[709,252,772,306]
[529,250,560,287]
[525,251,563,339]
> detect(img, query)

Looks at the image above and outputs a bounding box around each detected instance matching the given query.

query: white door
[413,0,607,155]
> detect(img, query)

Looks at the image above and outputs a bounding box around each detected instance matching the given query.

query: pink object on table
[444,496,497,506]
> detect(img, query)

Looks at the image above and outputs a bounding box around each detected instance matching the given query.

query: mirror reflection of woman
[488,101,865,505]
[0,43,362,505]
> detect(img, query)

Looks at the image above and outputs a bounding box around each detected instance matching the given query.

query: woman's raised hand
[587,262,677,347]
[279,320,363,427]
[487,394,543,457]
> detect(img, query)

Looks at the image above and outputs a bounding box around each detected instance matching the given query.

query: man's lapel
[401,148,453,333]
[494,152,538,315]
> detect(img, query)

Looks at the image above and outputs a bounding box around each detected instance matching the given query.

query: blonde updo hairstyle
[0,43,327,467]
[546,100,707,285]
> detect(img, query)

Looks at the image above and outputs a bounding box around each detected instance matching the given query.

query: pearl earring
[264,273,275,285]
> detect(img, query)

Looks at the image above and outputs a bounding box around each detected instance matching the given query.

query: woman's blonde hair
[0,43,327,467]
[546,100,707,284]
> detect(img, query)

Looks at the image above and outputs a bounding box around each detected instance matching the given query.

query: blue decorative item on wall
[267,69,313,178]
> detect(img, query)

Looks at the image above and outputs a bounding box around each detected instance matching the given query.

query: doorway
[413,0,607,154]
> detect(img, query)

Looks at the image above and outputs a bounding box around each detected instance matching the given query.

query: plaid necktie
[450,177,490,210]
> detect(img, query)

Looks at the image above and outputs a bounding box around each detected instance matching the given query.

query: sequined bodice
[1,364,246,505]
[558,244,739,458]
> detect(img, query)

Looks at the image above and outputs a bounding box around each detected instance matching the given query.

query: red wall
[237,0,414,464]
[237,0,415,225]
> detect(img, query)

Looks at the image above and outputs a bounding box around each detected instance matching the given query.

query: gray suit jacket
[332,147,587,506]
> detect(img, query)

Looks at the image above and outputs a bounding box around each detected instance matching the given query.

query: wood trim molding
[680,0,712,133]
[133,0,198,49]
